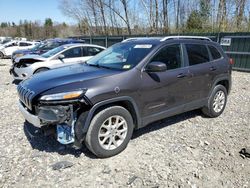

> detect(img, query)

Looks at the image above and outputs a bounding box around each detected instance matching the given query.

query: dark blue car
[12,38,85,62]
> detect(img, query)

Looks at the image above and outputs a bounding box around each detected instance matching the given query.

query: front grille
[17,84,35,110]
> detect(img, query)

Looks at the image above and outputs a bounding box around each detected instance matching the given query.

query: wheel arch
[216,80,229,93]
[33,67,50,74]
[211,76,231,95]
[81,96,141,136]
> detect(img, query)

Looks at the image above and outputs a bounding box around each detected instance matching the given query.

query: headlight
[15,53,23,58]
[40,90,84,101]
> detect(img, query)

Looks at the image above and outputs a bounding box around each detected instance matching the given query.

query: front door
[51,46,84,69]
[139,44,191,121]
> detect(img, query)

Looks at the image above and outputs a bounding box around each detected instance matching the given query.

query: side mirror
[145,61,167,72]
[58,54,65,61]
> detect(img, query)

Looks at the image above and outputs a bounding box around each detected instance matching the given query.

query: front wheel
[85,106,134,158]
[202,85,227,118]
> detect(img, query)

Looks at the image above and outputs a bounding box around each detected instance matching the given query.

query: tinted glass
[151,44,182,70]
[208,45,222,60]
[62,47,82,58]
[186,44,209,65]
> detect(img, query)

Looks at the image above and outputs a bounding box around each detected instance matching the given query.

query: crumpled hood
[20,63,120,96]
[15,54,47,63]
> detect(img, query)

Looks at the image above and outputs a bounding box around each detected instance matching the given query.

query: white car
[0,40,38,58]
[10,43,106,80]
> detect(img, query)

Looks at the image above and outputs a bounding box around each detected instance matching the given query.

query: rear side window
[151,44,182,70]
[186,44,209,65]
[208,45,222,60]
[87,47,104,56]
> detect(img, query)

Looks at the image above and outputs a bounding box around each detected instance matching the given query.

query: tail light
[229,58,234,65]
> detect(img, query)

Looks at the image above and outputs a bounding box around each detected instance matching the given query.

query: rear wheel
[34,67,49,74]
[85,106,134,158]
[202,85,227,117]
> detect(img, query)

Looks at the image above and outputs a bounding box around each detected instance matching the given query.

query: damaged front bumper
[19,101,78,145]
[18,101,41,127]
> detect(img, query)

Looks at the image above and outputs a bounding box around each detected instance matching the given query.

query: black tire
[202,85,227,118]
[34,67,49,74]
[0,52,4,59]
[85,106,134,158]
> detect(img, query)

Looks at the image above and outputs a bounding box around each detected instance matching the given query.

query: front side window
[62,47,82,58]
[186,44,209,66]
[87,43,155,70]
[151,44,182,70]
[208,45,222,60]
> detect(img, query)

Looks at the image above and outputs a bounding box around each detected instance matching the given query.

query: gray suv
[17,36,232,157]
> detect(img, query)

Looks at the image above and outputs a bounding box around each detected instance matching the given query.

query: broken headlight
[40,90,84,101]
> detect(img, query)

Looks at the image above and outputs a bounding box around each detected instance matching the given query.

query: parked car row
[11,38,86,61]
[0,40,38,59]
[15,36,232,158]
[10,43,105,80]
[2,38,104,80]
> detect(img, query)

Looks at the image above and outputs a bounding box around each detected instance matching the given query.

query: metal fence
[71,32,250,71]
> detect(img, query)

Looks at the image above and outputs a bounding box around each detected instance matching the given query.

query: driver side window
[62,47,82,58]
[151,44,182,70]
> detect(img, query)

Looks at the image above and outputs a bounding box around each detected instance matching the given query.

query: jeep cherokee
[17,36,232,158]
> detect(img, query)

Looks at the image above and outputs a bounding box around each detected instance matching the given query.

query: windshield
[41,46,65,58]
[87,42,155,70]
[31,43,43,51]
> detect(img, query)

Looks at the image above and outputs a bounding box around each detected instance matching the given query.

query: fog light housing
[21,73,27,77]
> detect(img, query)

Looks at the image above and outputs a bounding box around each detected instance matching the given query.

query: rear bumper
[18,101,41,128]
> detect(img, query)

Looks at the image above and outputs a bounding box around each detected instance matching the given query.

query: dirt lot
[0,59,249,188]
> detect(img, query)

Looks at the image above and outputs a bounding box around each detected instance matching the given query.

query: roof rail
[122,37,147,42]
[160,36,212,41]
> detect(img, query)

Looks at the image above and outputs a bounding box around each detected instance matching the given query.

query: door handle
[177,73,186,78]
[210,66,216,71]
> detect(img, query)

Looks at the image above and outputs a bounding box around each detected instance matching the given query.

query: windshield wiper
[86,62,100,68]
[85,62,113,70]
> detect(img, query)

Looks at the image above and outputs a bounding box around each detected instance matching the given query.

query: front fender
[75,96,141,142]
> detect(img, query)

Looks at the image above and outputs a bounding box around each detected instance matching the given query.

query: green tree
[44,18,54,37]
[186,10,202,31]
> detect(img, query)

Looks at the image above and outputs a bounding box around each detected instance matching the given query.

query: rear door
[184,43,215,101]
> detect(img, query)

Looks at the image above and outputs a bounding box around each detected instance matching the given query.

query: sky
[0,0,75,24]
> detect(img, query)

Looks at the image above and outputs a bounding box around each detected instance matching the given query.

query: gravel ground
[0,59,249,188]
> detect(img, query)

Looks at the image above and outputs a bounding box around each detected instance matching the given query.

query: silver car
[10,43,106,80]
